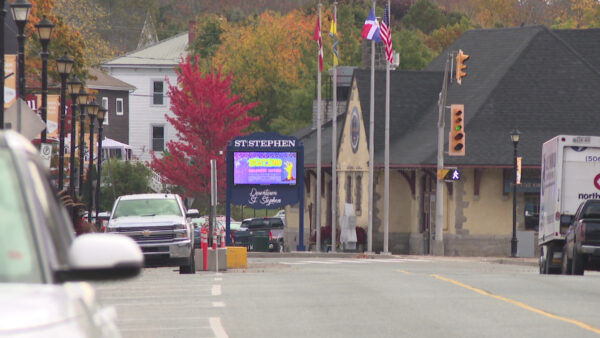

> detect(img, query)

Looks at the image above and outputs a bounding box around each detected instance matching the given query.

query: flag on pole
[314,17,323,72]
[329,16,339,66]
[380,3,393,63]
[362,7,382,42]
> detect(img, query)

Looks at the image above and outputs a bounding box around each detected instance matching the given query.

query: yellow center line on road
[397,269,412,275]
[431,274,600,335]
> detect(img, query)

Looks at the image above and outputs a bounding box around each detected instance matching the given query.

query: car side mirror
[57,234,143,282]
[186,209,200,218]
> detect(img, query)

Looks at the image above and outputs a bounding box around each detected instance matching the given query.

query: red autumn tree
[150,56,258,197]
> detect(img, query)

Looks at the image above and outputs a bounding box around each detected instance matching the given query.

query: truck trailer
[539,135,600,274]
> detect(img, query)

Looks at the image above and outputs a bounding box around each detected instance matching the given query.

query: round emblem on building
[350,107,360,153]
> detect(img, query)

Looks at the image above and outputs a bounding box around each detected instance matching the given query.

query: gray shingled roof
[300,26,600,168]
[103,32,188,67]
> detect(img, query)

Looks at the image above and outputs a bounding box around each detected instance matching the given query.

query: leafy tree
[98,159,153,211]
[53,0,115,65]
[425,17,472,54]
[402,0,447,34]
[150,56,258,197]
[212,10,314,131]
[27,0,89,83]
[395,29,434,70]
[188,14,227,70]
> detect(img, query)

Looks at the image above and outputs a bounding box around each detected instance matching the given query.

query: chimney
[188,20,198,45]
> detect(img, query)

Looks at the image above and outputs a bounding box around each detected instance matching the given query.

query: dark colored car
[0,130,143,337]
[233,217,285,252]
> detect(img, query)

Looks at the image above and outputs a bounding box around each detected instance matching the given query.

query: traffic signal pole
[433,53,451,256]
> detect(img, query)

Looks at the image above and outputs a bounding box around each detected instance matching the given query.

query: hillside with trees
[30,0,600,133]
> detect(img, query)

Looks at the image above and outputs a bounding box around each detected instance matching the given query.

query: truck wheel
[179,249,196,274]
[572,247,584,276]
[561,245,572,275]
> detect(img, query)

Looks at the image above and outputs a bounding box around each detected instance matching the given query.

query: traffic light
[455,49,469,85]
[449,104,465,156]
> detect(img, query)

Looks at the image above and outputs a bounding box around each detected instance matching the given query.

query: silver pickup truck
[106,193,199,274]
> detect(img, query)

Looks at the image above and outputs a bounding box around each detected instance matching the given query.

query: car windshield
[0,150,43,283]
[113,198,182,218]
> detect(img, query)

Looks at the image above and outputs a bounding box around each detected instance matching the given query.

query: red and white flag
[314,17,323,72]
[380,3,393,63]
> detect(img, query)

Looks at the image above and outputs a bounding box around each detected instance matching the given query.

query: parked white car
[0,130,143,337]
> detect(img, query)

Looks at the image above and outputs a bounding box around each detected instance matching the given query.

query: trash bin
[251,236,270,252]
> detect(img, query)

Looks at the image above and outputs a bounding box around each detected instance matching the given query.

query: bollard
[220,228,226,248]
[212,227,218,250]
[201,227,208,271]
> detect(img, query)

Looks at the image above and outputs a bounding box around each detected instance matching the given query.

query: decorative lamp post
[67,76,82,198]
[77,88,88,195]
[86,101,99,222]
[95,106,107,224]
[55,53,74,191]
[510,129,521,257]
[11,0,32,133]
[0,0,7,129]
[35,16,53,143]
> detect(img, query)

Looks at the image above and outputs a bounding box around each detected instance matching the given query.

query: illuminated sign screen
[234,152,297,185]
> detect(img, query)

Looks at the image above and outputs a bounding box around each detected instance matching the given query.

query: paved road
[94,255,600,338]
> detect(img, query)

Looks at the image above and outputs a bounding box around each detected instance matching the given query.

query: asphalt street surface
[94,254,600,338]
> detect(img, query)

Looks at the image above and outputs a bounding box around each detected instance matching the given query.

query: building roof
[102,32,188,67]
[86,68,136,91]
[300,26,600,168]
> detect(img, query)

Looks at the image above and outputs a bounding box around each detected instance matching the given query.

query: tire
[572,246,584,276]
[561,245,572,275]
[179,248,196,274]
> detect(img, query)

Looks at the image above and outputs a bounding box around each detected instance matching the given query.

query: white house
[101,30,193,162]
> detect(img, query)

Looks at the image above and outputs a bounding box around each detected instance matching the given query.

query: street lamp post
[56,53,74,191]
[35,16,54,143]
[67,76,82,198]
[511,129,521,257]
[11,0,32,133]
[86,101,99,222]
[95,107,107,225]
[0,0,7,129]
[77,89,88,195]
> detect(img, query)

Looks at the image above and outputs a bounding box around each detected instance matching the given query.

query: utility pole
[433,53,451,256]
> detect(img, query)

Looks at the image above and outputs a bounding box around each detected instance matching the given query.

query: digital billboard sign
[233,152,296,185]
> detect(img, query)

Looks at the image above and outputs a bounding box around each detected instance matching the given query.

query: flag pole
[331,2,338,253]
[383,0,390,254]
[315,2,322,252]
[367,0,375,254]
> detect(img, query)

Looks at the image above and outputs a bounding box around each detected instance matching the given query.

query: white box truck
[539,135,600,274]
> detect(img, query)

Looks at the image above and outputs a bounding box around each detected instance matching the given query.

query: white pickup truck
[106,193,200,274]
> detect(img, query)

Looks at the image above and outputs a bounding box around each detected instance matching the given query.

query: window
[152,126,164,152]
[345,175,352,203]
[115,98,123,117]
[102,97,109,125]
[153,81,164,105]
[355,175,362,215]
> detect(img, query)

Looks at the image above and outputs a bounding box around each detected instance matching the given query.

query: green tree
[395,29,435,70]
[402,0,447,34]
[98,159,153,211]
[188,14,227,71]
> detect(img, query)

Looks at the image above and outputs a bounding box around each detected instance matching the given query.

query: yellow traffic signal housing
[449,104,465,156]
[455,49,469,85]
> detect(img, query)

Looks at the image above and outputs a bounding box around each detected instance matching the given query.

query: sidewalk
[247,251,539,267]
